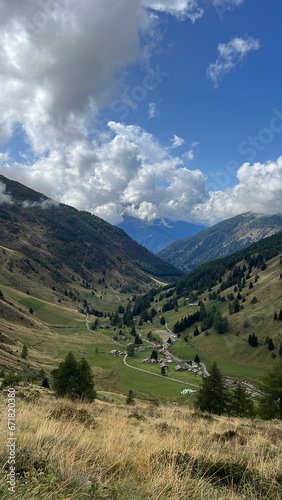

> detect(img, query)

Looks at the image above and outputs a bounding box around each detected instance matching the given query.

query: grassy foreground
[1,388,282,499]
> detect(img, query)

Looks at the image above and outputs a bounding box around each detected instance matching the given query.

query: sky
[0,0,282,226]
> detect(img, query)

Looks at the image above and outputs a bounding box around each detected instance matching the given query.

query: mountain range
[118,215,205,253]
[158,212,282,272]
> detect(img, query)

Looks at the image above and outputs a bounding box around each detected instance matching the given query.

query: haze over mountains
[158,212,282,272]
[118,215,206,254]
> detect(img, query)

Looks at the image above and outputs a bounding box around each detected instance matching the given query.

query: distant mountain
[158,212,282,272]
[118,215,206,253]
[0,175,182,295]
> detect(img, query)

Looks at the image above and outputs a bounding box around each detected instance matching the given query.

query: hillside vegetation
[159,212,282,272]
[1,389,282,499]
[0,175,182,297]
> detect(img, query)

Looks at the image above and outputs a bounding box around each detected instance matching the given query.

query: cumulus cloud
[192,157,282,224]
[207,36,260,87]
[0,1,281,229]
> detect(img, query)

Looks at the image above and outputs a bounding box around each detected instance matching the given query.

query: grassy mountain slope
[155,231,282,374]
[0,175,182,297]
[1,390,282,499]
[158,212,282,272]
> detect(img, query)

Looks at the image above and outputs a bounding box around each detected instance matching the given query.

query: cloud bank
[0,0,280,228]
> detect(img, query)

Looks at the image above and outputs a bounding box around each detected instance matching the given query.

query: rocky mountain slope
[158,212,282,272]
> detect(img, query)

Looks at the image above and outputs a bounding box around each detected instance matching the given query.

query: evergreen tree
[75,358,96,401]
[274,311,278,320]
[161,366,166,376]
[52,351,96,401]
[21,344,28,359]
[194,362,228,415]
[268,338,275,351]
[160,316,166,325]
[126,390,135,405]
[279,343,282,357]
[151,350,158,362]
[127,344,135,357]
[42,377,50,388]
[193,325,200,337]
[194,354,200,364]
[52,351,80,399]
[227,383,255,418]
[279,308,282,321]
[258,361,282,419]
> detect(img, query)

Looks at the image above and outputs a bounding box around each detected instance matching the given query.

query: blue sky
[0,0,282,225]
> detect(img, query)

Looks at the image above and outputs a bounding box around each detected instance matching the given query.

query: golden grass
[1,388,282,499]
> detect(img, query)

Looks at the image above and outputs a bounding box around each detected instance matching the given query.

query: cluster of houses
[109,349,126,356]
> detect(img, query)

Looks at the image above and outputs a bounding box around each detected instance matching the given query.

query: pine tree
[52,351,96,401]
[126,390,135,405]
[75,358,96,401]
[151,350,158,361]
[21,344,28,359]
[228,383,255,418]
[258,361,282,419]
[194,362,228,415]
[268,338,275,351]
[279,308,282,321]
[53,351,80,399]
[194,354,200,364]
[279,344,282,357]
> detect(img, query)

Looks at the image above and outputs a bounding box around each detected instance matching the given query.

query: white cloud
[144,0,204,22]
[207,36,260,87]
[0,1,281,229]
[171,135,185,148]
[211,0,244,6]
[0,181,12,204]
[192,157,282,224]
[148,102,157,119]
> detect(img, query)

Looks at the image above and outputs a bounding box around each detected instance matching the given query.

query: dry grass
[1,388,282,499]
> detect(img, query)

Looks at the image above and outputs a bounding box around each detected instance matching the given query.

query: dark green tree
[160,316,166,325]
[227,383,255,418]
[75,358,96,401]
[279,344,282,357]
[151,350,158,362]
[52,351,96,401]
[194,354,200,364]
[42,377,50,389]
[21,344,28,359]
[126,390,135,405]
[127,344,135,357]
[193,325,200,337]
[194,362,227,415]
[268,338,275,351]
[258,362,282,419]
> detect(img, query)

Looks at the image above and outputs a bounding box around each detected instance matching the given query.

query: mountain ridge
[158,212,282,272]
